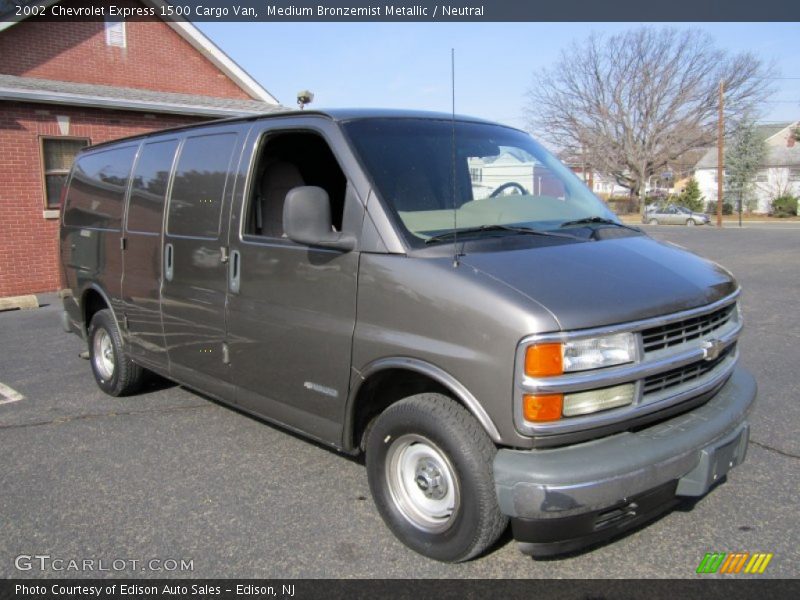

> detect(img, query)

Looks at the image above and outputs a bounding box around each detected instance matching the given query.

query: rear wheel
[88,309,144,396]
[366,393,507,562]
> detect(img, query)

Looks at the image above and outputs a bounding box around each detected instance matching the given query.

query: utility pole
[581,143,587,184]
[716,80,724,228]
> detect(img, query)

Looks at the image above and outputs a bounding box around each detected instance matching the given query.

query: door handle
[229,249,241,293]
[165,243,174,282]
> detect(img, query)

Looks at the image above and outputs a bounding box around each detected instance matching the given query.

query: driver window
[245,132,346,238]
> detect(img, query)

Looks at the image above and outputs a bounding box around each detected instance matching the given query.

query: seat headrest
[259,161,304,196]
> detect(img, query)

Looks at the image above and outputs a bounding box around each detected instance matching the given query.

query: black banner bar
[2,579,800,600]
[3,0,800,22]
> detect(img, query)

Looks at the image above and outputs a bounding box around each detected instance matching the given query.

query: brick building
[0,0,282,297]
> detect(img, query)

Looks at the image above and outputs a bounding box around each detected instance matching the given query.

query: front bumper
[494,366,756,555]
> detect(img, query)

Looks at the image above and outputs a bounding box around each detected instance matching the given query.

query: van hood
[460,236,737,331]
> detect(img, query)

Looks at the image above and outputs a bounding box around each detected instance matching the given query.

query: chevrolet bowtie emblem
[701,339,725,361]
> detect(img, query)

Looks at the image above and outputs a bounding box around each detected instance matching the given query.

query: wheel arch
[80,285,120,337]
[344,357,502,453]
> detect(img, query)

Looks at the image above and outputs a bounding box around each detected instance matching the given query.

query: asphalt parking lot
[0,224,798,579]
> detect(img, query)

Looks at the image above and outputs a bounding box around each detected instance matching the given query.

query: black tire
[87,309,144,396]
[648,218,659,225]
[365,393,508,562]
[686,218,696,226]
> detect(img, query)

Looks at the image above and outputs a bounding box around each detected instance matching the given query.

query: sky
[196,22,800,131]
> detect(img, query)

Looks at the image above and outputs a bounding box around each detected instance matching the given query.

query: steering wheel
[489,182,527,198]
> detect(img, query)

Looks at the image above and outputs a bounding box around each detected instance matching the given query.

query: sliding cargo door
[121,138,179,368]
[161,129,242,393]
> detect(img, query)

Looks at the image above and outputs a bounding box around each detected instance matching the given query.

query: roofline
[0,86,267,117]
[144,0,280,105]
[763,121,799,143]
[77,109,530,153]
[82,111,330,150]
[0,0,280,105]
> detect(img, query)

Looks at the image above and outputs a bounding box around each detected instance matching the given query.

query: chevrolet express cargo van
[60,110,756,562]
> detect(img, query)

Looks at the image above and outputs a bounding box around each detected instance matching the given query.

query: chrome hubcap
[93,329,115,380]
[386,434,459,533]
[415,458,447,500]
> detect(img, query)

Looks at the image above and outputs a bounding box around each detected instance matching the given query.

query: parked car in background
[645,204,710,226]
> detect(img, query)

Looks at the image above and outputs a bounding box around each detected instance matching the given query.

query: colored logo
[696,552,773,574]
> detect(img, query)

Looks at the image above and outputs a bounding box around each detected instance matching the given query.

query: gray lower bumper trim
[494,366,756,519]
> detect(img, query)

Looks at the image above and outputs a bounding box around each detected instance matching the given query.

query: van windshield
[343,118,619,246]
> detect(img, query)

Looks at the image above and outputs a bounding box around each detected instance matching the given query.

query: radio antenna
[451,48,459,268]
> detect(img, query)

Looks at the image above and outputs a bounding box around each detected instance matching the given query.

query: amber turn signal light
[522,394,563,422]
[524,343,563,377]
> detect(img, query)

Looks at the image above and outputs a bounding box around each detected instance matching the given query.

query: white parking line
[0,382,25,405]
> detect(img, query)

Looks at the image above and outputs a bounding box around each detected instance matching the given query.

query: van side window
[167,133,238,239]
[127,139,179,234]
[245,132,346,238]
[63,145,137,229]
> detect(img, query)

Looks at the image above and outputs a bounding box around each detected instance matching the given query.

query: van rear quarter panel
[352,253,560,447]
[61,226,123,315]
[61,145,139,327]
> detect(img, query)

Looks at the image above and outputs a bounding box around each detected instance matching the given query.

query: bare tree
[525,27,772,215]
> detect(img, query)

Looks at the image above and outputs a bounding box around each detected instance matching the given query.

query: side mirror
[283,186,355,251]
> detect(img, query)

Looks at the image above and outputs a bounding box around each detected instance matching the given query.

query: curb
[0,294,39,312]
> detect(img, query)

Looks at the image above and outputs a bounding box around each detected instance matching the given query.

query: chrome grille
[642,303,736,353]
[643,344,736,395]
[514,292,742,438]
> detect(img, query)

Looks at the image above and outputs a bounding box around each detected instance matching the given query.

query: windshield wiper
[559,217,641,232]
[425,224,580,245]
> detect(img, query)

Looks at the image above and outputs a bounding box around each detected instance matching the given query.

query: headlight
[522,384,635,422]
[524,332,636,376]
[562,384,635,417]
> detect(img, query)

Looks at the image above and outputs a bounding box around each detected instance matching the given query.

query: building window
[41,138,90,210]
[755,171,769,183]
[105,19,126,48]
[469,167,482,183]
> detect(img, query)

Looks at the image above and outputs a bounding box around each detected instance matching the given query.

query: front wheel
[648,218,659,225]
[686,218,696,226]
[366,394,507,562]
[88,309,144,396]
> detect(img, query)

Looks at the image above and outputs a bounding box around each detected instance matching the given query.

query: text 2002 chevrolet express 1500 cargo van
[60,110,756,562]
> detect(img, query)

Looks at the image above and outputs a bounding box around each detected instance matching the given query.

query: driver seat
[255,161,304,237]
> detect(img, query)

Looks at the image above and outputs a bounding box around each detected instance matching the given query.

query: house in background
[694,121,800,214]
[469,151,569,199]
[592,172,630,197]
[568,166,629,198]
[0,0,283,298]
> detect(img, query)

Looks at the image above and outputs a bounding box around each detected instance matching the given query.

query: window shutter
[105,19,126,48]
